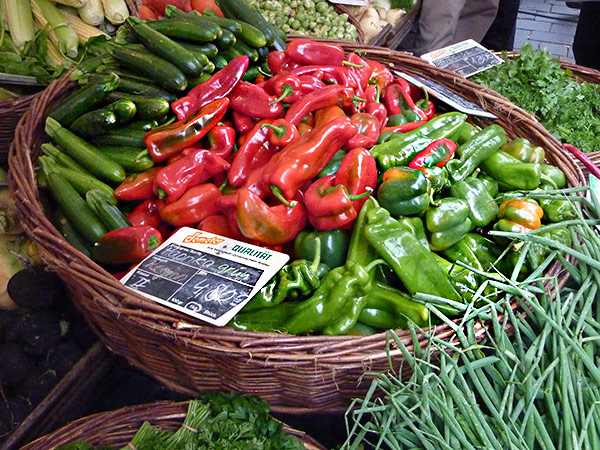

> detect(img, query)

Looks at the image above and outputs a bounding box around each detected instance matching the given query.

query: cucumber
[242,65,261,82]
[45,117,126,184]
[118,119,159,131]
[219,46,243,62]
[95,73,176,101]
[187,73,212,88]
[98,146,155,172]
[145,19,222,43]
[50,73,119,127]
[215,29,236,50]
[127,16,204,77]
[93,128,146,148]
[105,92,170,120]
[86,189,132,231]
[213,55,228,70]
[233,40,259,63]
[164,5,242,34]
[70,109,118,138]
[176,42,210,66]
[110,44,187,92]
[203,61,215,74]
[177,42,218,60]
[106,100,137,123]
[217,0,281,49]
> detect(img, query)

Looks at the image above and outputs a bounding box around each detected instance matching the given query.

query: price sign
[119,227,289,326]
[420,39,504,78]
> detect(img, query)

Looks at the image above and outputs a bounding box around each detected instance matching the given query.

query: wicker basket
[9,42,586,414]
[0,93,40,165]
[20,401,325,450]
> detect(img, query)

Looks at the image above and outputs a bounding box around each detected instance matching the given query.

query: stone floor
[514,0,580,62]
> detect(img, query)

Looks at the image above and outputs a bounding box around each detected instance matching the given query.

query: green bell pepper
[540,164,567,189]
[478,175,499,197]
[377,167,431,217]
[446,124,507,183]
[370,112,467,171]
[480,150,542,191]
[527,226,572,269]
[538,184,577,223]
[452,122,480,145]
[425,198,472,251]
[449,176,499,228]
[386,114,408,127]
[294,228,349,270]
[432,253,495,304]
[442,233,510,274]
[500,138,545,164]
[317,149,346,178]
[358,281,430,330]
[364,205,461,301]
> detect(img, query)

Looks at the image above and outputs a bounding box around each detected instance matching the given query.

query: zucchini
[178,42,218,60]
[215,29,236,50]
[175,42,210,66]
[219,45,243,62]
[97,146,155,172]
[187,73,212,88]
[86,189,132,230]
[216,0,279,49]
[52,210,92,257]
[203,60,215,74]
[41,143,91,175]
[45,117,126,184]
[118,120,159,131]
[127,16,204,77]
[94,72,176,101]
[145,18,222,43]
[105,92,170,120]
[233,40,259,63]
[50,73,119,127]
[106,99,137,123]
[110,44,187,92]
[242,65,261,82]
[70,108,118,138]
[213,55,228,70]
[165,5,241,34]
[93,128,146,148]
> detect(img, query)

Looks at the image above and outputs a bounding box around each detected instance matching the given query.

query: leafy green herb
[472,43,600,152]
[390,0,415,10]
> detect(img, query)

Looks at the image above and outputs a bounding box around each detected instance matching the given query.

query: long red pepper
[298,74,326,96]
[286,39,345,66]
[335,147,378,213]
[345,53,371,93]
[409,138,457,171]
[284,85,356,126]
[380,121,428,134]
[204,124,236,159]
[262,116,357,201]
[263,71,302,103]
[113,167,161,201]
[171,55,248,121]
[366,60,394,91]
[261,119,299,147]
[91,226,163,265]
[385,79,428,120]
[364,85,387,128]
[291,65,355,88]
[345,113,380,149]
[232,111,254,134]
[216,166,271,212]
[228,119,274,187]
[159,183,222,226]
[229,81,283,119]
[128,198,171,239]
[145,98,229,162]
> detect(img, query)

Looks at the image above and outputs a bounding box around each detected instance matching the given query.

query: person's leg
[411,0,466,56]
[453,0,501,43]
[573,2,600,70]
[481,0,521,51]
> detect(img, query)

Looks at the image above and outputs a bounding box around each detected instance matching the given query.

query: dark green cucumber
[213,55,228,70]
[145,19,222,43]
[45,117,126,184]
[119,119,158,131]
[177,42,218,60]
[217,0,282,49]
[165,5,242,34]
[97,146,155,172]
[127,16,204,77]
[105,92,170,120]
[40,158,107,243]
[106,100,137,123]
[113,76,176,101]
[187,73,212,88]
[233,40,259,62]
[242,65,261,82]
[256,45,269,61]
[215,29,236,50]
[93,128,146,148]
[110,44,187,92]
[86,189,132,231]
[203,61,215,74]
[219,45,243,62]
[41,143,91,175]
[70,109,118,139]
[52,209,92,257]
[50,73,119,127]
[175,42,210,66]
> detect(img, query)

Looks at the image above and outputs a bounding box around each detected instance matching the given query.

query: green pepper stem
[270,84,294,104]
[309,238,322,273]
[347,187,373,201]
[258,66,273,78]
[540,173,558,189]
[353,95,367,102]
[156,187,168,200]
[134,149,149,162]
[218,178,228,192]
[342,61,364,68]
[364,259,388,273]
[260,123,287,138]
[270,184,298,207]
[374,85,380,103]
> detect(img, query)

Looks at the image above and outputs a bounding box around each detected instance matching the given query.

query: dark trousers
[481,0,520,51]
[573,2,600,70]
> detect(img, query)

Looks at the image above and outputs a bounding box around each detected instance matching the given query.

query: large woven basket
[0,93,40,165]
[9,42,586,413]
[20,401,325,450]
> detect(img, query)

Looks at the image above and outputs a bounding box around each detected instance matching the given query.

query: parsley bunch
[472,44,600,152]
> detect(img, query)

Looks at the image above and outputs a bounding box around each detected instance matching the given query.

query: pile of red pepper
[115,38,441,253]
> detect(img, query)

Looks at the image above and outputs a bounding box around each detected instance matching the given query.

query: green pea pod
[480,150,542,190]
[450,177,499,228]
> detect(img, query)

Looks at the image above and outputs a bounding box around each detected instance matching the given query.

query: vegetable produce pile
[472,44,600,153]
[56,392,305,449]
[36,9,575,338]
[343,181,600,449]
[346,0,414,43]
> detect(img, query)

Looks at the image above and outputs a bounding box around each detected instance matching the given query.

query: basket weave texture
[0,93,40,165]
[20,401,325,450]
[9,42,586,413]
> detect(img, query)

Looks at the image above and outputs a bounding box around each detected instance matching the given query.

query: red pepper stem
[146,235,161,252]
[269,84,294,104]
[309,238,321,273]
[260,123,287,138]
[270,184,298,207]
[156,187,168,199]
[342,61,364,68]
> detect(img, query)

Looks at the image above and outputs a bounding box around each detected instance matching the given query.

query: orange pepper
[496,198,544,232]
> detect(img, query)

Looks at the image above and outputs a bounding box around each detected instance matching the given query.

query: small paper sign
[395,72,498,119]
[119,227,289,326]
[420,39,504,78]
[328,0,366,5]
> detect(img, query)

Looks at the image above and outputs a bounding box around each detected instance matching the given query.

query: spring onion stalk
[31,0,78,58]
[77,0,103,25]
[4,0,35,51]
[100,0,128,25]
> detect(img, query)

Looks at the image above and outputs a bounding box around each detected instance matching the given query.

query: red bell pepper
[154,148,230,202]
[380,121,428,134]
[286,39,345,66]
[228,119,274,187]
[385,79,428,120]
[171,55,248,121]
[145,98,229,162]
[260,119,299,147]
[113,167,161,201]
[345,113,380,149]
[267,51,287,74]
[229,81,283,119]
[128,199,162,229]
[313,105,346,127]
[263,71,302,103]
[335,147,378,213]
[345,53,372,92]
[232,111,254,134]
[291,65,355,88]
[284,85,356,126]
[367,60,394,91]
[91,225,163,265]
[262,116,357,202]
[236,188,307,245]
[204,124,235,159]
[159,183,222,226]
[409,138,456,172]
[298,74,326,96]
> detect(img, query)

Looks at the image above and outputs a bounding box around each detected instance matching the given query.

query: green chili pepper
[228,303,298,332]
[317,149,347,178]
[500,138,545,164]
[347,322,379,336]
[449,176,499,228]
[386,114,408,127]
[452,122,480,145]
[442,233,510,275]
[538,184,577,223]
[294,228,350,270]
[540,164,567,189]
[479,150,542,191]
[425,198,472,251]
[432,253,495,305]
[527,226,572,269]
[477,175,499,197]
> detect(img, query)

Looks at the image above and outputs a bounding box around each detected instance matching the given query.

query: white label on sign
[328,0,366,5]
[420,39,504,78]
[394,71,498,119]
[119,227,289,326]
